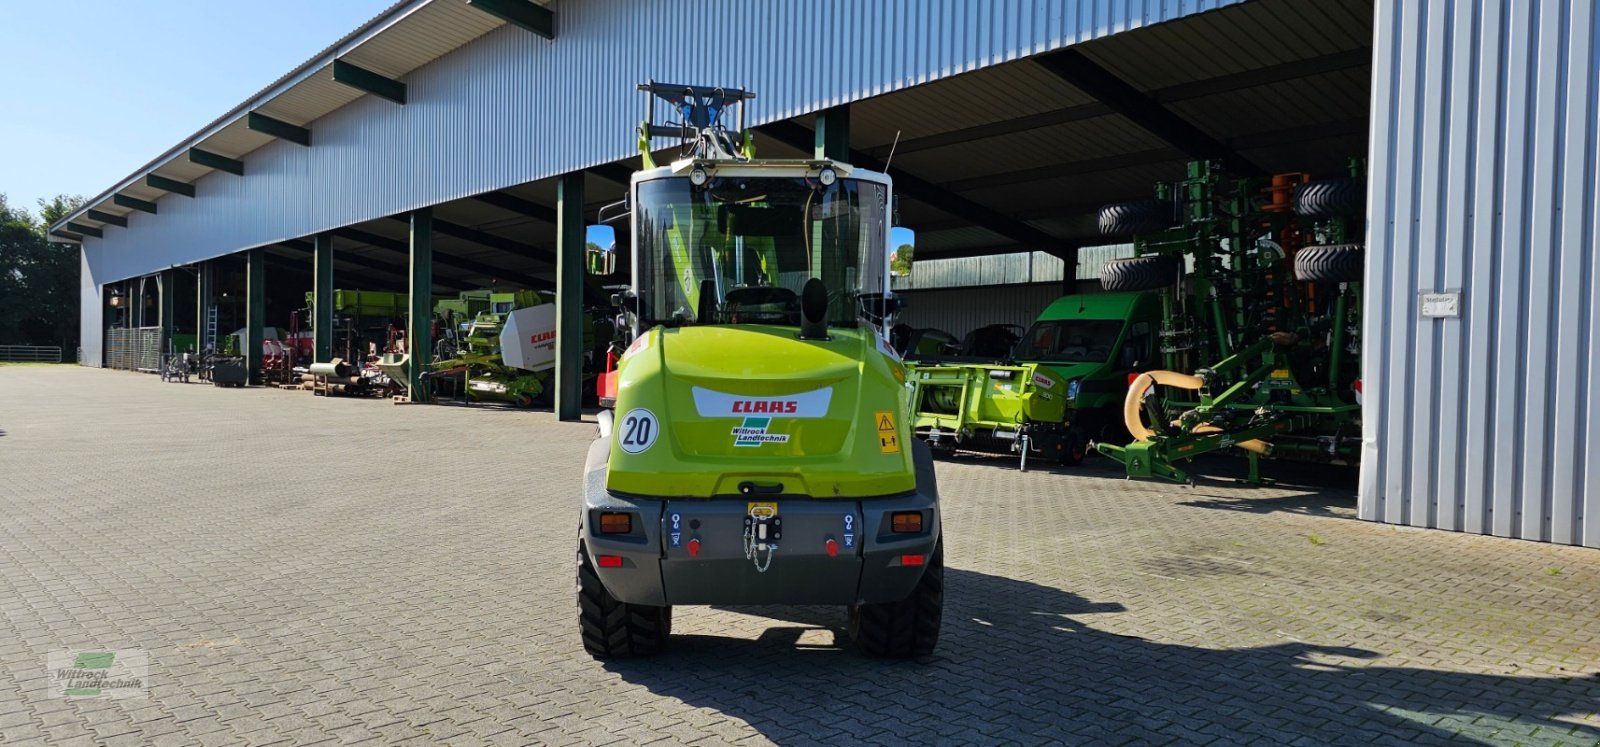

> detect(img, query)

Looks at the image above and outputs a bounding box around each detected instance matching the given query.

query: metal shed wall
[1360,0,1600,548]
[75,0,1242,366]
[896,283,1078,339]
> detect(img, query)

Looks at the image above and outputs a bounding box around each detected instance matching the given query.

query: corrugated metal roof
[845,0,1376,260]
[57,0,516,233]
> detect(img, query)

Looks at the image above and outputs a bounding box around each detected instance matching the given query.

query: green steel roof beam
[86,210,128,227]
[146,174,195,198]
[247,112,311,146]
[467,0,554,40]
[332,59,406,105]
[67,222,103,238]
[113,195,158,214]
[189,148,245,176]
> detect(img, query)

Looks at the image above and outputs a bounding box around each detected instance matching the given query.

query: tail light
[891,511,923,533]
[598,512,632,534]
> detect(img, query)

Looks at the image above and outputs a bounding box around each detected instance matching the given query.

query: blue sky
[0,0,393,218]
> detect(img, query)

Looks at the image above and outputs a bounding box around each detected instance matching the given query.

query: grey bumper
[578,438,941,607]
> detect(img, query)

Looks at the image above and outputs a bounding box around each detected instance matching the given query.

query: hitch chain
[742,515,780,573]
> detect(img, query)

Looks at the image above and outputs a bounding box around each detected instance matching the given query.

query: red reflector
[597,555,623,568]
[900,554,925,567]
[687,538,701,558]
[826,538,839,557]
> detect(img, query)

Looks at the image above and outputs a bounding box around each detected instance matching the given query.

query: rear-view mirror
[586,225,616,276]
[891,227,915,277]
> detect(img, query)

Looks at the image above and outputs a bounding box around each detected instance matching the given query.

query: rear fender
[580,436,667,606]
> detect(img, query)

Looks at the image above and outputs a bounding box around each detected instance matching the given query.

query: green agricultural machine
[1093,160,1365,484]
[575,83,941,659]
[427,290,556,406]
[904,291,1163,469]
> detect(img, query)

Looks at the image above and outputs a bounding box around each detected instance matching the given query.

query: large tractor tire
[849,541,944,658]
[1294,244,1364,283]
[1097,199,1176,236]
[577,541,671,658]
[1292,178,1364,218]
[1101,256,1181,292]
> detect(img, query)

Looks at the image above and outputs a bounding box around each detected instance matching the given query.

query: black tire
[1101,256,1180,292]
[1292,178,1364,218]
[1294,244,1364,283]
[849,541,944,658]
[1097,199,1177,236]
[1059,430,1087,467]
[576,541,671,658]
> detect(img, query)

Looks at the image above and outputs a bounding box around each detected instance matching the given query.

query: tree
[891,243,914,276]
[0,193,85,353]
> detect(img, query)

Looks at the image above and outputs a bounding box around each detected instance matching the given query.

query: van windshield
[1015,320,1125,363]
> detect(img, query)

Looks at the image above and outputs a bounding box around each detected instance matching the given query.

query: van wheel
[1060,430,1088,466]
[849,541,943,658]
[576,541,671,658]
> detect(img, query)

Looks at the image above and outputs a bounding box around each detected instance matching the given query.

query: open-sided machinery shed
[49,0,1600,549]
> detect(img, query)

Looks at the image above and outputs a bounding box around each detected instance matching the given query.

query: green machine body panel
[606,324,915,499]
[901,291,1162,467]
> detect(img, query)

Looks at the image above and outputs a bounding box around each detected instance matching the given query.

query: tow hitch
[742,502,782,572]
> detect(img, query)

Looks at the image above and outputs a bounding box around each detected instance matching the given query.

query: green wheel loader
[577,83,942,659]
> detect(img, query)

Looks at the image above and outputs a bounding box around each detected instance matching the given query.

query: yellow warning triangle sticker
[875,412,895,431]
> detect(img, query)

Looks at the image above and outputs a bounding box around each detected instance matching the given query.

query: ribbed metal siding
[896,283,1069,339]
[75,0,1241,366]
[1360,0,1600,548]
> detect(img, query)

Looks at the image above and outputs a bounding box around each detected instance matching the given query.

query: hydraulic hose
[1124,370,1270,454]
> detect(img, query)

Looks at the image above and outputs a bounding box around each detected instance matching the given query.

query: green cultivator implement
[1094,160,1365,484]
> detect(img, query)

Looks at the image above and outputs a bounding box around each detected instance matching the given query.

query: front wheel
[1059,429,1088,466]
[849,541,944,658]
[576,541,671,658]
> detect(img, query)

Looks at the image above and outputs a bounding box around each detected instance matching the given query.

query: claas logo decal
[692,387,834,446]
[530,331,556,349]
[731,399,799,414]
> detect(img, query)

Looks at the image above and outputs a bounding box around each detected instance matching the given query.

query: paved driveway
[1,365,1597,745]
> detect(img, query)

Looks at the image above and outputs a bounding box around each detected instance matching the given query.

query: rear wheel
[849,541,944,658]
[1101,255,1181,292]
[1292,178,1364,218]
[576,541,671,658]
[1098,199,1176,236]
[1294,244,1364,283]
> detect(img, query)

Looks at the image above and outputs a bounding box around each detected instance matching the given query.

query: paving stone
[0,366,1597,746]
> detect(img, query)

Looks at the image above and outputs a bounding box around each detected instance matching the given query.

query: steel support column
[196,261,213,352]
[158,269,176,355]
[313,232,335,362]
[554,173,584,421]
[814,105,850,161]
[246,248,265,385]
[407,208,433,401]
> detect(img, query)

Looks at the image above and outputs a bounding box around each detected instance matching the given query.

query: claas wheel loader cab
[577,83,941,659]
